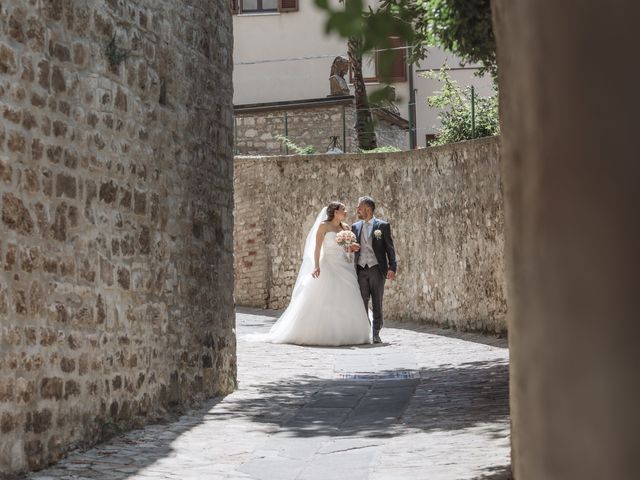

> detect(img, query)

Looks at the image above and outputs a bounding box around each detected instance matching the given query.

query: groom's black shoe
[373,333,382,344]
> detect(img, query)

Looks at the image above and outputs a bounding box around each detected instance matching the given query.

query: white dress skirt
[266,231,372,346]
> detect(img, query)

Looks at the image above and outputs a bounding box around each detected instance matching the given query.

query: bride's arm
[312,224,325,278]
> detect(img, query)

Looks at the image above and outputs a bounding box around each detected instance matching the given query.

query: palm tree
[344,2,377,150]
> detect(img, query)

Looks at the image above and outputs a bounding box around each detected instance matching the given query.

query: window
[231,0,298,14]
[352,37,408,84]
[362,52,378,82]
[242,0,277,12]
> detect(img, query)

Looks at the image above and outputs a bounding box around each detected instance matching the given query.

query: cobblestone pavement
[27,308,511,480]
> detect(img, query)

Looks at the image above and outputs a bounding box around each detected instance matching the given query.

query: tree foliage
[314,0,496,76]
[348,34,378,150]
[275,135,317,155]
[425,66,499,146]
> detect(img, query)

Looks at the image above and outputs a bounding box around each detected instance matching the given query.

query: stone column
[492,1,640,478]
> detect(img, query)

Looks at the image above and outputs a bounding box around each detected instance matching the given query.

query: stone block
[100,257,114,286]
[0,159,13,184]
[60,357,75,373]
[64,380,80,399]
[117,267,130,290]
[56,173,76,198]
[0,412,16,433]
[99,180,117,203]
[25,409,53,434]
[20,247,41,272]
[0,43,17,74]
[40,377,63,400]
[24,439,44,469]
[51,203,67,241]
[2,193,33,235]
[0,378,15,402]
[63,149,78,169]
[52,120,68,137]
[46,145,63,164]
[21,168,40,193]
[134,190,146,215]
[7,131,26,153]
[37,59,49,89]
[49,42,71,62]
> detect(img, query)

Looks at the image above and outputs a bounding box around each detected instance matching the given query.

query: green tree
[425,66,499,146]
[349,34,378,150]
[315,0,496,75]
[316,0,415,148]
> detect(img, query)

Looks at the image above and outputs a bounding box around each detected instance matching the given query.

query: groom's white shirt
[366,216,376,238]
[358,216,376,237]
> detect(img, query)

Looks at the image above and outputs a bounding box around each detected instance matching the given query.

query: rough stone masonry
[234,137,506,334]
[0,0,236,476]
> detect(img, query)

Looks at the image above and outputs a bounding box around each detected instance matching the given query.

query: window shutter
[387,37,407,83]
[231,0,238,14]
[279,0,298,12]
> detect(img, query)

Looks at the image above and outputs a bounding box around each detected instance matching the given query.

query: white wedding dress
[264,208,372,346]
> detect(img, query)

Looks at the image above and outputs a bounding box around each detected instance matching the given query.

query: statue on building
[328,56,350,96]
[376,84,400,115]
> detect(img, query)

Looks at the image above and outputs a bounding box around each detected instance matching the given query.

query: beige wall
[233,2,494,148]
[233,0,346,105]
[234,137,506,333]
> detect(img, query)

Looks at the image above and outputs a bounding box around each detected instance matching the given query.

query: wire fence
[234,45,416,66]
[233,85,486,155]
[233,105,421,155]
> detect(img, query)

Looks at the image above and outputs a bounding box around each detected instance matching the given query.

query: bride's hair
[326,201,348,230]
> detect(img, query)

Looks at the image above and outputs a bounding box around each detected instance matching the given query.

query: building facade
[232,0,494,149]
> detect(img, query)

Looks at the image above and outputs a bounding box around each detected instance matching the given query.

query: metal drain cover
[337,370,420,380]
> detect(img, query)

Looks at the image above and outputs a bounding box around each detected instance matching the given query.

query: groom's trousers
[356,265,386,333]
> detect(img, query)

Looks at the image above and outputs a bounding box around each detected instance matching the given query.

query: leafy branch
[275,135,317,155]
[425,65,499,146]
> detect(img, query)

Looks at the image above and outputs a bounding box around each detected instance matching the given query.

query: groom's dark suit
[352,218,397,335]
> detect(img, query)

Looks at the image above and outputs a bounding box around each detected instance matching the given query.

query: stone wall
[0,0,236,476]
[234,136,506,333]
[374,118,409,151]
[234,101,408,155]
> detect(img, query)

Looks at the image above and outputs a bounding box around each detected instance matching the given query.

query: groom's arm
[383,223,397,276]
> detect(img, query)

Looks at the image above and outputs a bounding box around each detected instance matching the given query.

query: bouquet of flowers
[335,230,357,263]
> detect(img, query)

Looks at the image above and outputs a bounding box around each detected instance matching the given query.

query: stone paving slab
[26,308,511,479]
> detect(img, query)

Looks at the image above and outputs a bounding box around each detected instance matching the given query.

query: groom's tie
[362,220,370,243]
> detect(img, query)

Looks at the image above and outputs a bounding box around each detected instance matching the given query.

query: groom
[351,196,397,343]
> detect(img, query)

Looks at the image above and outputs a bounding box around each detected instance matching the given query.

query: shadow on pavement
[220,360,509,439]
[473,464,513,479]
[24,398,226,480]
[26,308,510,479]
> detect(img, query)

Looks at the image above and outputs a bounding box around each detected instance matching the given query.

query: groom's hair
[358,196,375,212]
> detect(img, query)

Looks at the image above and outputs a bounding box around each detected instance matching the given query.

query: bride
[266,201,372,346]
